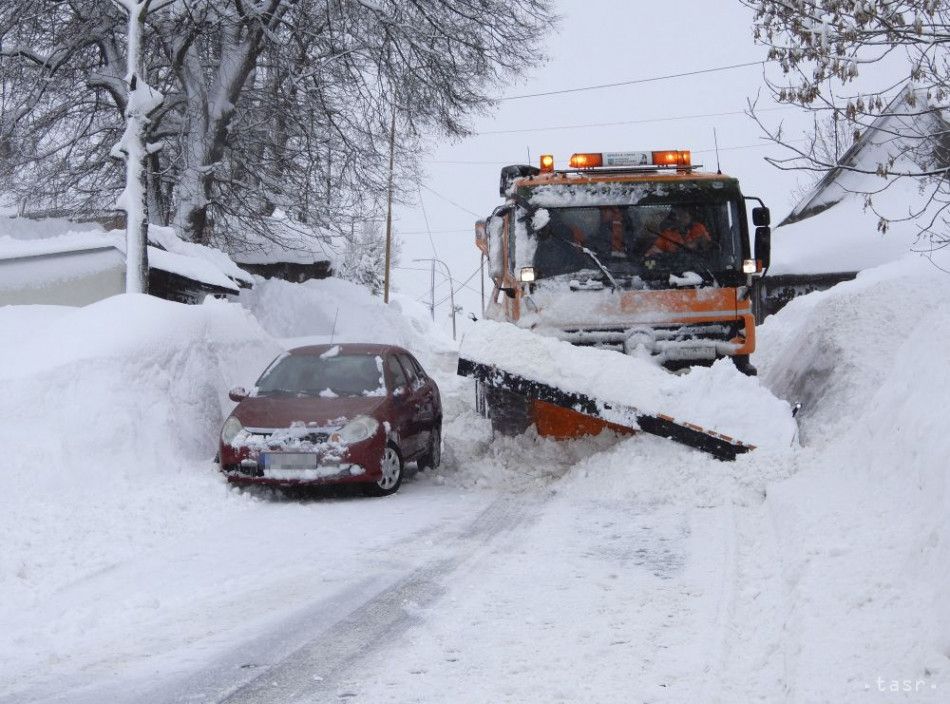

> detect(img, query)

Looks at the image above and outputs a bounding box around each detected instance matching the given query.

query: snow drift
[0,295,281,622]
[751,254,950,702]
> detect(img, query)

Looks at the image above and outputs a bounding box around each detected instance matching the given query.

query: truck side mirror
[752,206,771,227]
[475,220,489,255]
[754,226,771,269]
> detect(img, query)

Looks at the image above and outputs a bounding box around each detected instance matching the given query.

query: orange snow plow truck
[468,149,773,443]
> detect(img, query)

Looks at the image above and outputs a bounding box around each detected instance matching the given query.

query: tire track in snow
[190,495,539,704]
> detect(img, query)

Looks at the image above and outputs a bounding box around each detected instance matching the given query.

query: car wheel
[364,442,403,497]
[417,424,442,470]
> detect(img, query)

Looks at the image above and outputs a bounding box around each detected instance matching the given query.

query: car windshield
[255,353,385,398]
[531,200,742,282]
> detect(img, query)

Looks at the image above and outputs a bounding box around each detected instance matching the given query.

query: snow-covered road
[4,263,950,703]
[7,436,783,704]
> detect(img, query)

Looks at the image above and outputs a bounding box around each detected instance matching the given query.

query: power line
[398,227,472,235]
[434,264,482,306]
[499,60,764,101]
[476,106,793,136]
[416,181,481,218]
[416,184,438,257]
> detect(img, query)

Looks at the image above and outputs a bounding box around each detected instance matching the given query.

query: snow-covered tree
[337,217,396,297]
[0,0,554,248]
[743,0,950,241]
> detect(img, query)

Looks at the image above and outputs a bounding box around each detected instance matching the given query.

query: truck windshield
[531,200,743,281]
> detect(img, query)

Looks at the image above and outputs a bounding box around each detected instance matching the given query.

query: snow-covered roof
[782,88,949,226]
[223,215,340,267]
[0,218,250,292]
[148,225,254,287]
[773,88,949,276]
[770,184,928,276]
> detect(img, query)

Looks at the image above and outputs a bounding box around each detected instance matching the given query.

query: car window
[405,354,427,380]
[397,353,421,388]
[255,353,385,397]
[386,355,408,392]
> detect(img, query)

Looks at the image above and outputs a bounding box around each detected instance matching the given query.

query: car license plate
[263,453,319,471]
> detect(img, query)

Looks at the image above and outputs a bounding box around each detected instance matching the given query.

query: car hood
[232,394,388,430]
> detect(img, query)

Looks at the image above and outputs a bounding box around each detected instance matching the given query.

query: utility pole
[413,257,458,340]
[447,266,457,341]
[113,0,161,295]
[429,259,435,321]
[383,107,396,303]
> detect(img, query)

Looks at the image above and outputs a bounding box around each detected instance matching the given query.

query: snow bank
[239,276,454,364]
[0,296,281,626]
[750,254,950,700]
[460,319,797,449]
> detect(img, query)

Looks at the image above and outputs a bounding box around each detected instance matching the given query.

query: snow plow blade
[457,320,798,461]
[457,358,753,461]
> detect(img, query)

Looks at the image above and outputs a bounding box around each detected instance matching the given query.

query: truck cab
[477,149,772,377]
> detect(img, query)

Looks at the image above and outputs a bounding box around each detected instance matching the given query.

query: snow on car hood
[231,394,388,430]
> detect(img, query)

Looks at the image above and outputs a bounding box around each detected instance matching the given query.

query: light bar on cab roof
[539,154,555,172]
[569,153,603,169]
[652,150,692,167]
[568,150,692,169]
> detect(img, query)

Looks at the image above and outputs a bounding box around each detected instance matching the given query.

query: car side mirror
[752,206,771,227]
[229,387,248,402]
[754,226,771,269]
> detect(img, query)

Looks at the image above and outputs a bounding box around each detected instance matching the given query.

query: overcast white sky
[389,0,814,334]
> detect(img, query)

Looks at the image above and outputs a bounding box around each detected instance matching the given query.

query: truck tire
[732,354,758,376]
[485,386,534,436]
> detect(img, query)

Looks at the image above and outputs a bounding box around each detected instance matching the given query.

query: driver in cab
[646,205,712,256]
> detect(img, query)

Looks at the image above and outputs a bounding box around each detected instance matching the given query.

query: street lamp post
[413,257,458,340]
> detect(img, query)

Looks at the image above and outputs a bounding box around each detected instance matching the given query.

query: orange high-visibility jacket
[648,222,711,255]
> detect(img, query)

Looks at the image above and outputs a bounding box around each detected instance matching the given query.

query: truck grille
[560,322,740,352]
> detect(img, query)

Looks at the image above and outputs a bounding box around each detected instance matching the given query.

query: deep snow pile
[460,319,798,449]
[0,296,281,626]
[239,276,452,364]
[749,254,950,701]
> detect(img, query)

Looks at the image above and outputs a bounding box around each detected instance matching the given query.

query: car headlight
[221,416,243,444]
[330,415,380,444]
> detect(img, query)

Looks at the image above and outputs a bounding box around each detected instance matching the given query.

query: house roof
[222,216,340,267]
[0,218,250,292]
[771,87,950,276]
[782,88,950,226]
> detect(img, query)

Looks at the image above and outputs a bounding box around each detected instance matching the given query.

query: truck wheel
[732,354,758,376]
[485,386,533,436]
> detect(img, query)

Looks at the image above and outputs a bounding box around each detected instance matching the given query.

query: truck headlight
[330,416,380,445]
[520,267,536,283]
[221,416,243,444]
[742,259,757,274]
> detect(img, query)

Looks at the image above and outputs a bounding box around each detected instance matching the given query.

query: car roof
[287,342,411,357]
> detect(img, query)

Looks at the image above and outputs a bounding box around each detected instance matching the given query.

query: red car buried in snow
[219,343,441,496]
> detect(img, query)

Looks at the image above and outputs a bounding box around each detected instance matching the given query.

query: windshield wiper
[554,236,620,291]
